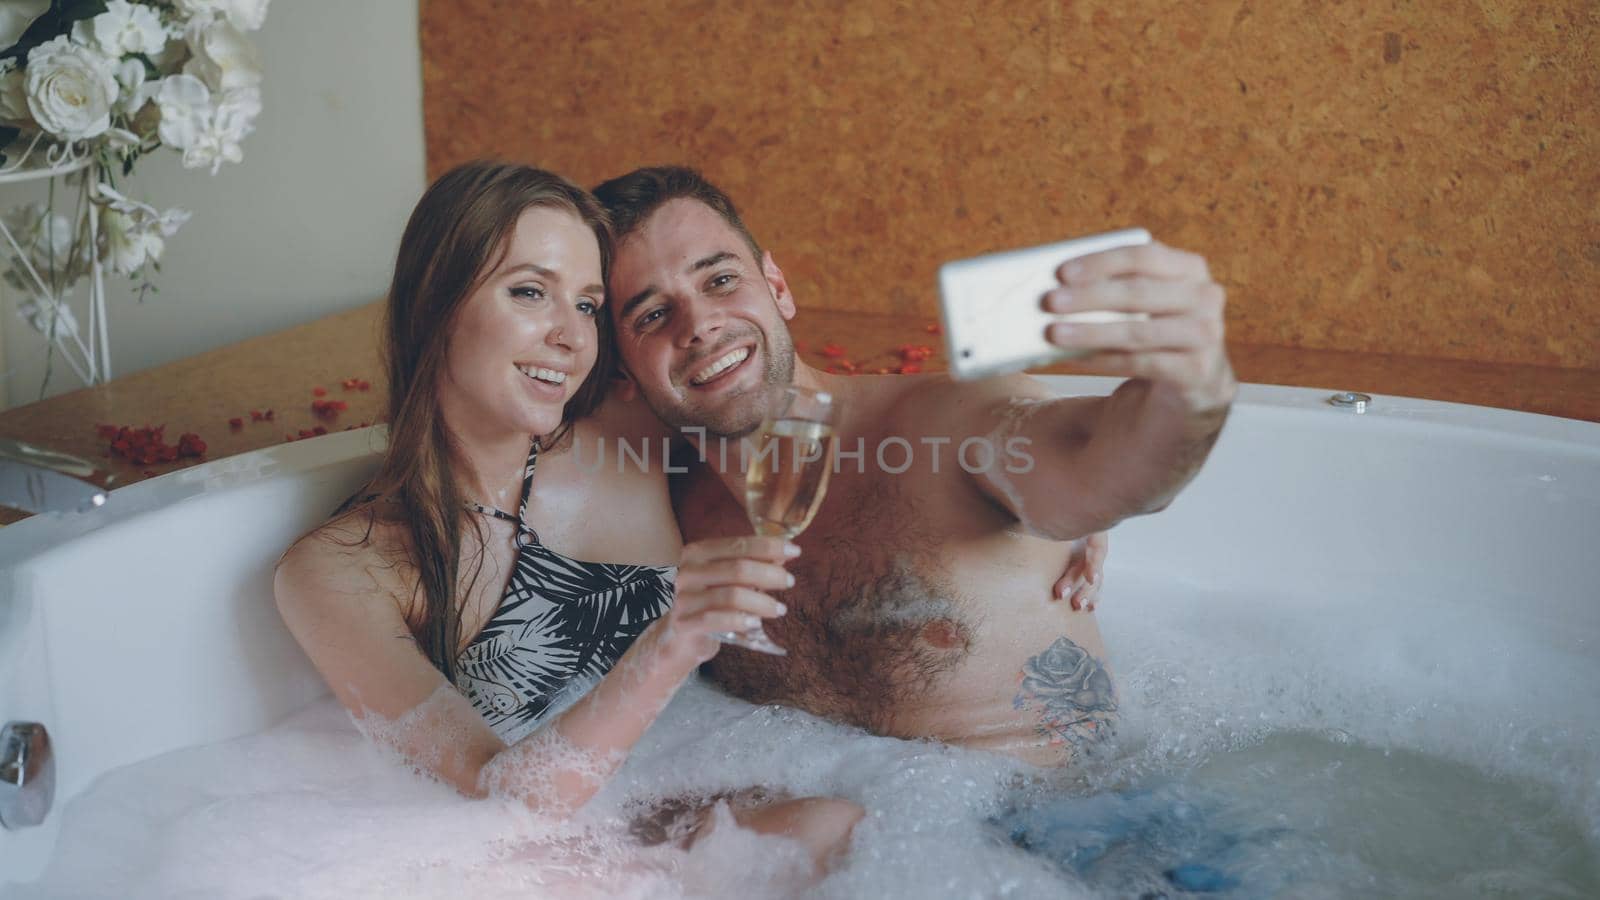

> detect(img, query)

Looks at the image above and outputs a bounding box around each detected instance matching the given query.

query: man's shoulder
[583,390,676,445]
[880,372,1055,436]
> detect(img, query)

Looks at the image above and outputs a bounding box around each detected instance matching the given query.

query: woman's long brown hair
[344,161,615,684]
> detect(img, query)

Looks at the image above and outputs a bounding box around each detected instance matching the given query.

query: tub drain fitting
[1327,392,1372,413]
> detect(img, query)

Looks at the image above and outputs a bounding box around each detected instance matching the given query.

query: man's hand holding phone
[938,232,1237,540]
[1041,241,1235,413]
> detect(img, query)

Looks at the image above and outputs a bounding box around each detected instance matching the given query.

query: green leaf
[0,124,19,167]
[56,0,109,26]
[0,0,109,63]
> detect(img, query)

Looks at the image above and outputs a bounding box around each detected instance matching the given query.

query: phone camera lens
[960,348,972,358]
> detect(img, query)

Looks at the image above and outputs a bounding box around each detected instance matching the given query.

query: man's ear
[762,251,797,320]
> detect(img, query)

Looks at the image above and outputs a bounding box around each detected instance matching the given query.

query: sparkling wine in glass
[745,416,837,540]
[716,385,838,655]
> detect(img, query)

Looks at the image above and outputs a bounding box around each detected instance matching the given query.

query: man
[593,167,1234,766]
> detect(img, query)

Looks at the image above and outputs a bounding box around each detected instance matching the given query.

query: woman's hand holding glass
[656,536,797,666]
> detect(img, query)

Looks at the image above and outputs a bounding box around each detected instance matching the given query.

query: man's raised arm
[943,240,1236,541]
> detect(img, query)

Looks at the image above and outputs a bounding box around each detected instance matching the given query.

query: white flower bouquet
[0,0,267,389]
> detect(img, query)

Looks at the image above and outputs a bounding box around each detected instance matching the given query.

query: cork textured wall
[421,1,1599,370]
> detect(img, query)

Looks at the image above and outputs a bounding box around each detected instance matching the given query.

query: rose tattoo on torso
[1013,635,1118,756]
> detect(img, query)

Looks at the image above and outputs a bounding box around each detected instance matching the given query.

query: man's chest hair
[689,474,983,731]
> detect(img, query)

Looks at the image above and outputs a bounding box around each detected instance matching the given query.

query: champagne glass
[715,385,839,655]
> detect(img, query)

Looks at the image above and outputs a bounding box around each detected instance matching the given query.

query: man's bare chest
[678,469,982,733]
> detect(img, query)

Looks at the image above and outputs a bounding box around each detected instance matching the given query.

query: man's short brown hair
[592,166,763,262]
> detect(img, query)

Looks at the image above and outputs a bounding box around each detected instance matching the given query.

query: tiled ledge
[1,302,1594,523]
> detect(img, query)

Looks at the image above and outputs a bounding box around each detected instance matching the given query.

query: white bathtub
[2,377,1598,890]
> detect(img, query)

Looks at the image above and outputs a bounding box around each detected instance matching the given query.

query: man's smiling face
[608,198,797,438]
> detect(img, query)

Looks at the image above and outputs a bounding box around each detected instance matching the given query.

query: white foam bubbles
[9,701,676,900]
[11,569,1599,898]
[477,722,627,816]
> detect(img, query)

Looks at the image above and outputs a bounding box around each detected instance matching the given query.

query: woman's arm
[274,530,794,815]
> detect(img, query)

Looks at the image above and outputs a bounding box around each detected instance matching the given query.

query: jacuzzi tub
[2,377,1597,895]
[0,427,384,885]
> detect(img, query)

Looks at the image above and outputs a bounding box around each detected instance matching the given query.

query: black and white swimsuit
[454,439,676,743]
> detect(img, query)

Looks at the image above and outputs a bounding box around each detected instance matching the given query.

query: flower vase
[0,138,113,396]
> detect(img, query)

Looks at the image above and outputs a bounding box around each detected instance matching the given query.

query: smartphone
[939,228,1152,380]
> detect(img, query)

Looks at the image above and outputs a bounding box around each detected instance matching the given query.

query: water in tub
[7,570,1597,898]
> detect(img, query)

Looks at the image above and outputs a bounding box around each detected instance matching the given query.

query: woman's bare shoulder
[276,506,414,613]
[534,401,680,565]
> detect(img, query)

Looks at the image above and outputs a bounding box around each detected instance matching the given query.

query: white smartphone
[939,227,1152,380]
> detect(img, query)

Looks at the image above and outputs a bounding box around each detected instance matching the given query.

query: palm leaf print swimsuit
[456,439,676,743]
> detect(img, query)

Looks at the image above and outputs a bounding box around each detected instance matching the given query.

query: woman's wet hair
[344,161,615,682]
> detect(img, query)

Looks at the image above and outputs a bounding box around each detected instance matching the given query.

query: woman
[273,161,864,872]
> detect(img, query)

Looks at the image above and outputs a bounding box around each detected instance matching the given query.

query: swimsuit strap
[464,439,541,549]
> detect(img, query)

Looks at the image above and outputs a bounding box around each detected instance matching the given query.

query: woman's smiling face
[438,205,605,441]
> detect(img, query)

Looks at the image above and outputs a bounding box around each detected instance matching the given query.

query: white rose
[183,17,261,93]
[23,36,119,141]
[0,0,49,52]
[70,0,167,58]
